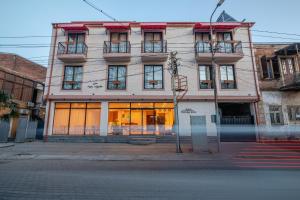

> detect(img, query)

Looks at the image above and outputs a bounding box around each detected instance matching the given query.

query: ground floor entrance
[108,102,174,136]
[219,103,256,142]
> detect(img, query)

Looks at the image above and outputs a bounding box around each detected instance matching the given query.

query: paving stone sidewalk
[0,141,237,161]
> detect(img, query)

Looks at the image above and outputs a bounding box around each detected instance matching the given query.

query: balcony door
[110,32,128,53]
[67,33,85,54]
[144,32,163,53]
[195,32,210,53]
[217,32,233,53]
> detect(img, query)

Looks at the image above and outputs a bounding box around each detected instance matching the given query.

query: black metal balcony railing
[195,41,211,53]
[195,41,243,54]
[57,42,88,55]
[103,41,131,53]
[141,40,167,53]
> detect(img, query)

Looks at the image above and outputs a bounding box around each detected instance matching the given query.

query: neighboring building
[0,53,47,140]
[254,43,300,139]
[44,20,259,144]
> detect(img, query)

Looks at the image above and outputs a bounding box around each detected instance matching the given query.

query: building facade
[0,53,47,140]
[254,43,300,140]
[44,21,259,142]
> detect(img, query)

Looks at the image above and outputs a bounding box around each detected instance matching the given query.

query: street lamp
[210,0,225,153]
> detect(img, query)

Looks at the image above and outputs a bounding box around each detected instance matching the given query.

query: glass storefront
[108,102,174,136]
[53,102,101,135]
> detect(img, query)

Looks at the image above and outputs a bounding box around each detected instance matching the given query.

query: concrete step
[128,137,157,145]
[46,136,106,143]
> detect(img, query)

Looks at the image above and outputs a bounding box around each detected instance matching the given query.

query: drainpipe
[247,26,261,142]
[247,26,260,101]
[44,24,58,142]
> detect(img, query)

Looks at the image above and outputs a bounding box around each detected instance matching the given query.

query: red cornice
[46,95,259,102]
[52,21,255,28]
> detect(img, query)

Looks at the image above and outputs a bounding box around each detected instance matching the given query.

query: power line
[82,0,117,21]
[252,29,300,37]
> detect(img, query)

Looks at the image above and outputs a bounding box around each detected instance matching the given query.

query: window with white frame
[287,106,300,121]
[269,105,284,125]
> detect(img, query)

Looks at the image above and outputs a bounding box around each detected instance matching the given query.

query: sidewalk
[0,143,14,148]
[0,141,237,161]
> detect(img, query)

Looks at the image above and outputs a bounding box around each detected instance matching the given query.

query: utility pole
[210,0,225,153]
[169,51,182,153]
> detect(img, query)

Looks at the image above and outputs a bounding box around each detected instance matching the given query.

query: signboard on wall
[181,108,197,114]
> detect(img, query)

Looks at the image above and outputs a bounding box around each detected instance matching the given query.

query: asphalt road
[0,160,300,200]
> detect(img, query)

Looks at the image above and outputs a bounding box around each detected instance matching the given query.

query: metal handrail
[195,40,243,54]
[57,42,88,55]
[141,40,167,53]
[103,41,131,53]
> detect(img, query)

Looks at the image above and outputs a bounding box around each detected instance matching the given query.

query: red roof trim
[53,22,254,29]
[58,24,88,31]
[140,23,167,30]
[194,22,242,30]
[103,22,130,30]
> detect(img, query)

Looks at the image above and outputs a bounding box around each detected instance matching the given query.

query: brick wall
[0,53,46,82]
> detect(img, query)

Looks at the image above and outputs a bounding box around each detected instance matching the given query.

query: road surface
[0,160,300,200]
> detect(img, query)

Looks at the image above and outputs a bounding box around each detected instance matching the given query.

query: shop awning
[103,22,130,30]
[194,22,242,30]
[58,24,89,31]
[140,23,167,30]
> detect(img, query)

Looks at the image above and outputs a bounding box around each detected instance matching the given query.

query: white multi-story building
[44,21,259,143]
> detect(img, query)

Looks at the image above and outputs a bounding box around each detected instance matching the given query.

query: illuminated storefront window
[108,102,174,136]
[53,102,101,135]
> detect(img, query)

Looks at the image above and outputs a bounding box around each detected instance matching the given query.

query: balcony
[141,40,168,62]
[195,41,244,62]
[57,42,88,63]
[280,73,300,91]
[103,41,131,62]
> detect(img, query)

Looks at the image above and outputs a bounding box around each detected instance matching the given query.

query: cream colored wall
[46,26,258,98]
[178,102,217,136]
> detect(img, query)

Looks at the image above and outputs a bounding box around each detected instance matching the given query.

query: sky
[1,0,300,66]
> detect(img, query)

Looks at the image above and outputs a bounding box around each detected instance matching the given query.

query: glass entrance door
[143,110,156,135]
[130,110,143,135]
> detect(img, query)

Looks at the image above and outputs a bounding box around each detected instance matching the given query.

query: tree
[0,90,18,118]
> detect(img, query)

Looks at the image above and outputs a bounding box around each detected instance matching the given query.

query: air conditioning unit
[27,102,35,108]
[19,109,30,115]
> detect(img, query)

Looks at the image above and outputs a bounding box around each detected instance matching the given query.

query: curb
[0,154,229,161]
[0,143,14,148]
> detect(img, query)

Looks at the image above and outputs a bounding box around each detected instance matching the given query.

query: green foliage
[0,90,19,118]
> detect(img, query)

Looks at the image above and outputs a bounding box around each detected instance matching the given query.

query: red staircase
[233,142,300,169]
